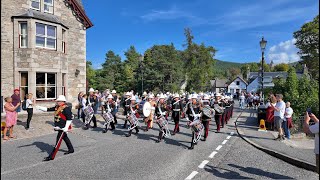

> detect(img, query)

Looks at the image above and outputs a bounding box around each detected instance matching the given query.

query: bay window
[36,23,56,49]
[19,22,28,48]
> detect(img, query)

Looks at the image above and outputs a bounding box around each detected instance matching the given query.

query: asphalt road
[1,106,318,180]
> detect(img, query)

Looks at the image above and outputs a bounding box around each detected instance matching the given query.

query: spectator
[77,92,84,119]
[81,94,88,123]
[26,93,36,130]
[283,102,293,139]
[271,94,286,141]
[239,93,245,109]
[265,94,277,130]
[303,112,319,174]
[3,97,20,140]
[11,88,21,119]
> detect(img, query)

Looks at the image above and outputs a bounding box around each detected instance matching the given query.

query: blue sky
[82,0,319,69]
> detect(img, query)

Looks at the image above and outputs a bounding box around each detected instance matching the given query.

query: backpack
[22,100,27,110]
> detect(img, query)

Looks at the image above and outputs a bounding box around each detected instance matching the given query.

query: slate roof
[12,9,68,29]
[210,79,228,88]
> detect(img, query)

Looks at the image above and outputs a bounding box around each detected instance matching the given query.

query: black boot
[43,156,53,161]
[64,150,74,155]
[126,130,132,137]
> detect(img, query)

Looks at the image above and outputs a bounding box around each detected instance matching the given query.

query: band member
[155,94,167,143]
[37,95,74,161]
[213,93,224,133]
[102,94,117,132]
[87,88,98,128]
[122,92,131,128]
[185,94,201,149]
[171,94,183,135]
[201,95,213,141]
[144,94,156,131]
[111,90,118,124]
[126,96,140,137]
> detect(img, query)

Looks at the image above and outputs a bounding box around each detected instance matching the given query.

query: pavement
[1,105,319,179]
[235,108,317,172]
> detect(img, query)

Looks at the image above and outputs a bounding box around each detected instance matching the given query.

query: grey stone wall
[1,0,88,109]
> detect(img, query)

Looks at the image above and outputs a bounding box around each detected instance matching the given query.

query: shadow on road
[17,141,68,154]
[204,165,252,179]
[228,164,294,179]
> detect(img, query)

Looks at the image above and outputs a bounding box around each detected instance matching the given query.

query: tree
[284,67,299,106]
[228,67,241,80]
[182,28,216,92]
[293,15,319,80]
[100,50,122,91]
[273,63,289,72]
[86,61,96,89]
[122,46,141,92]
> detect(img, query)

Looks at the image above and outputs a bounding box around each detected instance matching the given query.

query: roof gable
[65,0,93,29]
[229,76,248,85]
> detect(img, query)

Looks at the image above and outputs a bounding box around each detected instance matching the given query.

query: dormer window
[44,0,53,14]
[31,0,40,10]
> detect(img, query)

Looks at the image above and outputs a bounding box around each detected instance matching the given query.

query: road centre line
[186,171,198,180]
[222,140,228,144]
[226,135,232,139]
[198,160,209,168]
[216,145,223,151]
[209,151,218,158]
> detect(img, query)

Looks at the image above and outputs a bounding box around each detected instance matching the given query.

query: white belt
[173,109,180,111]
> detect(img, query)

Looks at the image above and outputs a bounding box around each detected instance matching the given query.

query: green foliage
[293,15,319,80]
[86,61,96,88]
[183,28,216,92]
[273,63,289,72]
[228,67,241,81]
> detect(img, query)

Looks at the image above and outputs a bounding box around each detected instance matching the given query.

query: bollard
[258,119,267,131]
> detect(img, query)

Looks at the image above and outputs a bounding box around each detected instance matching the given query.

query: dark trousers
[190,132,195,148]
[128,126,139,134]
[77,108,81,119]
[90,115,97,127]
[49,130,74,158]
[26,108,33,128]
[173,114,180,133]
[202,120,210,138]
[81,112,85,123]
[215,114,222,132]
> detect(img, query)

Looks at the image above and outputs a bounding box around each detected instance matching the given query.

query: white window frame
[35,23,57,50]
[43,0,54,14]
[19,22,28,48]
[62,29,66,53]
[30,0,41,11]
[36,73,57,100]
[62,73,66,96]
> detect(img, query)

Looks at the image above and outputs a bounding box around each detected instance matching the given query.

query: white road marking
[230,132,234,136]
[186,171,198,180]
[198,160,209,168]
[216,145,223,151]
[222,140,228,144]
[226,135,232,139]
[209,151,218,158]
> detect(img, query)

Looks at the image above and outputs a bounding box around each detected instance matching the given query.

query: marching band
[36,88,235,161]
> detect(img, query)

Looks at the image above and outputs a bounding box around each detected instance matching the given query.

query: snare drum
[83,106,94,116]
[102,112,114,123]
[156,117,168,129]
[190,120,203,133]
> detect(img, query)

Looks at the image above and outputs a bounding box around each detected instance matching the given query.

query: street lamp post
[259,37,267,104]
[139,55,144,95]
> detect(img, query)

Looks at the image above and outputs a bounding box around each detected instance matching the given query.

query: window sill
[35,47,57,51]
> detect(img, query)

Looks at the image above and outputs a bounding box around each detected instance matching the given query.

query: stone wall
[1,0,88,109]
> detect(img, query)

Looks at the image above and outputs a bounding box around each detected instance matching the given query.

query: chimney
[303,64,308,75]
[246,66,250,81]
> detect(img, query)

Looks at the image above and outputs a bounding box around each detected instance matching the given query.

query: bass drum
[143,101,152,117]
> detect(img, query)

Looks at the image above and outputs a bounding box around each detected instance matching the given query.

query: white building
[227,76,248,96]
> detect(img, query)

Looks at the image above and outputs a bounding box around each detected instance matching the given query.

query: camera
[306,108,312,115]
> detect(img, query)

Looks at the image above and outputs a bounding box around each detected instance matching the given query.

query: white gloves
[36,106,47,111]
[62,120,72,132]
[108,109,111,113]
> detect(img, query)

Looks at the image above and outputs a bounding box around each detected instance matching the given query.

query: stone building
[1,0,93,109]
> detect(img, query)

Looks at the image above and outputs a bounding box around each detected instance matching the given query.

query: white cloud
[267,39,300,64]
